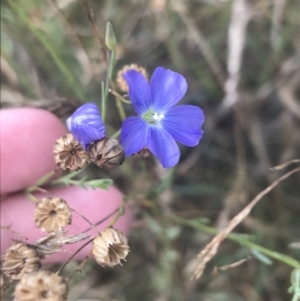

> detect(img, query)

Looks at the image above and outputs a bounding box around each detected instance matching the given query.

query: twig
[271,0,286,49]
[108,89,131,104]
[173,0,226,89]
[50,0,93,84]
[65,250,92,281]
[56,237,94,275]
[0,225,28,240]
[214,257,251,274]
[191,166,300,280]
[78,0,108,66]
[222,0,252,110]
[270,159,300,171]
[71,208,100,234]
[83,207,120,233]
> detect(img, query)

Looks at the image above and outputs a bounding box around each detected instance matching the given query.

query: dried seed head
[53,133,89,171]
[132,147,151,158]
[2,243,41,280]
[14,270,67,301]
[89,137,125,169]
[92,227,129,267]
[1,270,11,296]
[34,197,72,233]
[116,64,148,93]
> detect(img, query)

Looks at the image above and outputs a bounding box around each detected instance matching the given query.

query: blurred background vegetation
[1,0,300,300]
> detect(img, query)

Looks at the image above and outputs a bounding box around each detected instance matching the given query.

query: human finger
[0,108,66,194]
[0,185,132,263]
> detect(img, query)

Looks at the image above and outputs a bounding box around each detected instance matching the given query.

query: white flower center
[153,112,165,121]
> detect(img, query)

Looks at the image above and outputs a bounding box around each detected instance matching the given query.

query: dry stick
[214,257,251,274]
[0,225,28,241]
[56,237,94,275]
[173,0,226,89]
[83,207,120,233]
[50,0,93,77]
[78,0,108,66]
[222,0,252,109]
[108,88,132,104]
[270,159,300,171]
[65,250,93,282]
[271,0,286,49]
[191,166,300,280]
[71,208,100,234]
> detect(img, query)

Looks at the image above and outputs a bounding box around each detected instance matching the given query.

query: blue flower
[66,102,106,150]
[121,67,205,168]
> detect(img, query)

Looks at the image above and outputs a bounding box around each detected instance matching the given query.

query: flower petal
[123,70,151,114]
[161,105,204,147]
[148,126,180,168]
[120,116,150,156]
[150,67,187,111]
[66,103,105,150]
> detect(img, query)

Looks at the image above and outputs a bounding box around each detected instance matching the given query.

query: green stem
[106,49,126,121]
[114,91,126,121]
[50,171,80,184]
[25,191,38,202]
[107,202,125,227]
[26,170,56,193]
[101,81,106,122]
[7,0,84,100]
[112,128,121,138]
[290,269,300,301]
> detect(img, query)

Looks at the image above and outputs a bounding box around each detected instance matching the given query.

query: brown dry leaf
[34,230,91,257]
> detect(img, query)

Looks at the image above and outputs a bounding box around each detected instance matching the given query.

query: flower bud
[92,227,129,267]
[2,243,41,280]
[105,21,117,50]
[34,197,72,233]
[89,137,125,169]
[53,133,89,171]
[14,271,68,301]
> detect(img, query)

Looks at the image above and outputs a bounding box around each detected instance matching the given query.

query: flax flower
[120,67,205,168]
[66,103,106,150]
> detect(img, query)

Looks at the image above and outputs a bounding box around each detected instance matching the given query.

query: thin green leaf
[251,249,273,265]
[7,0,84,100]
